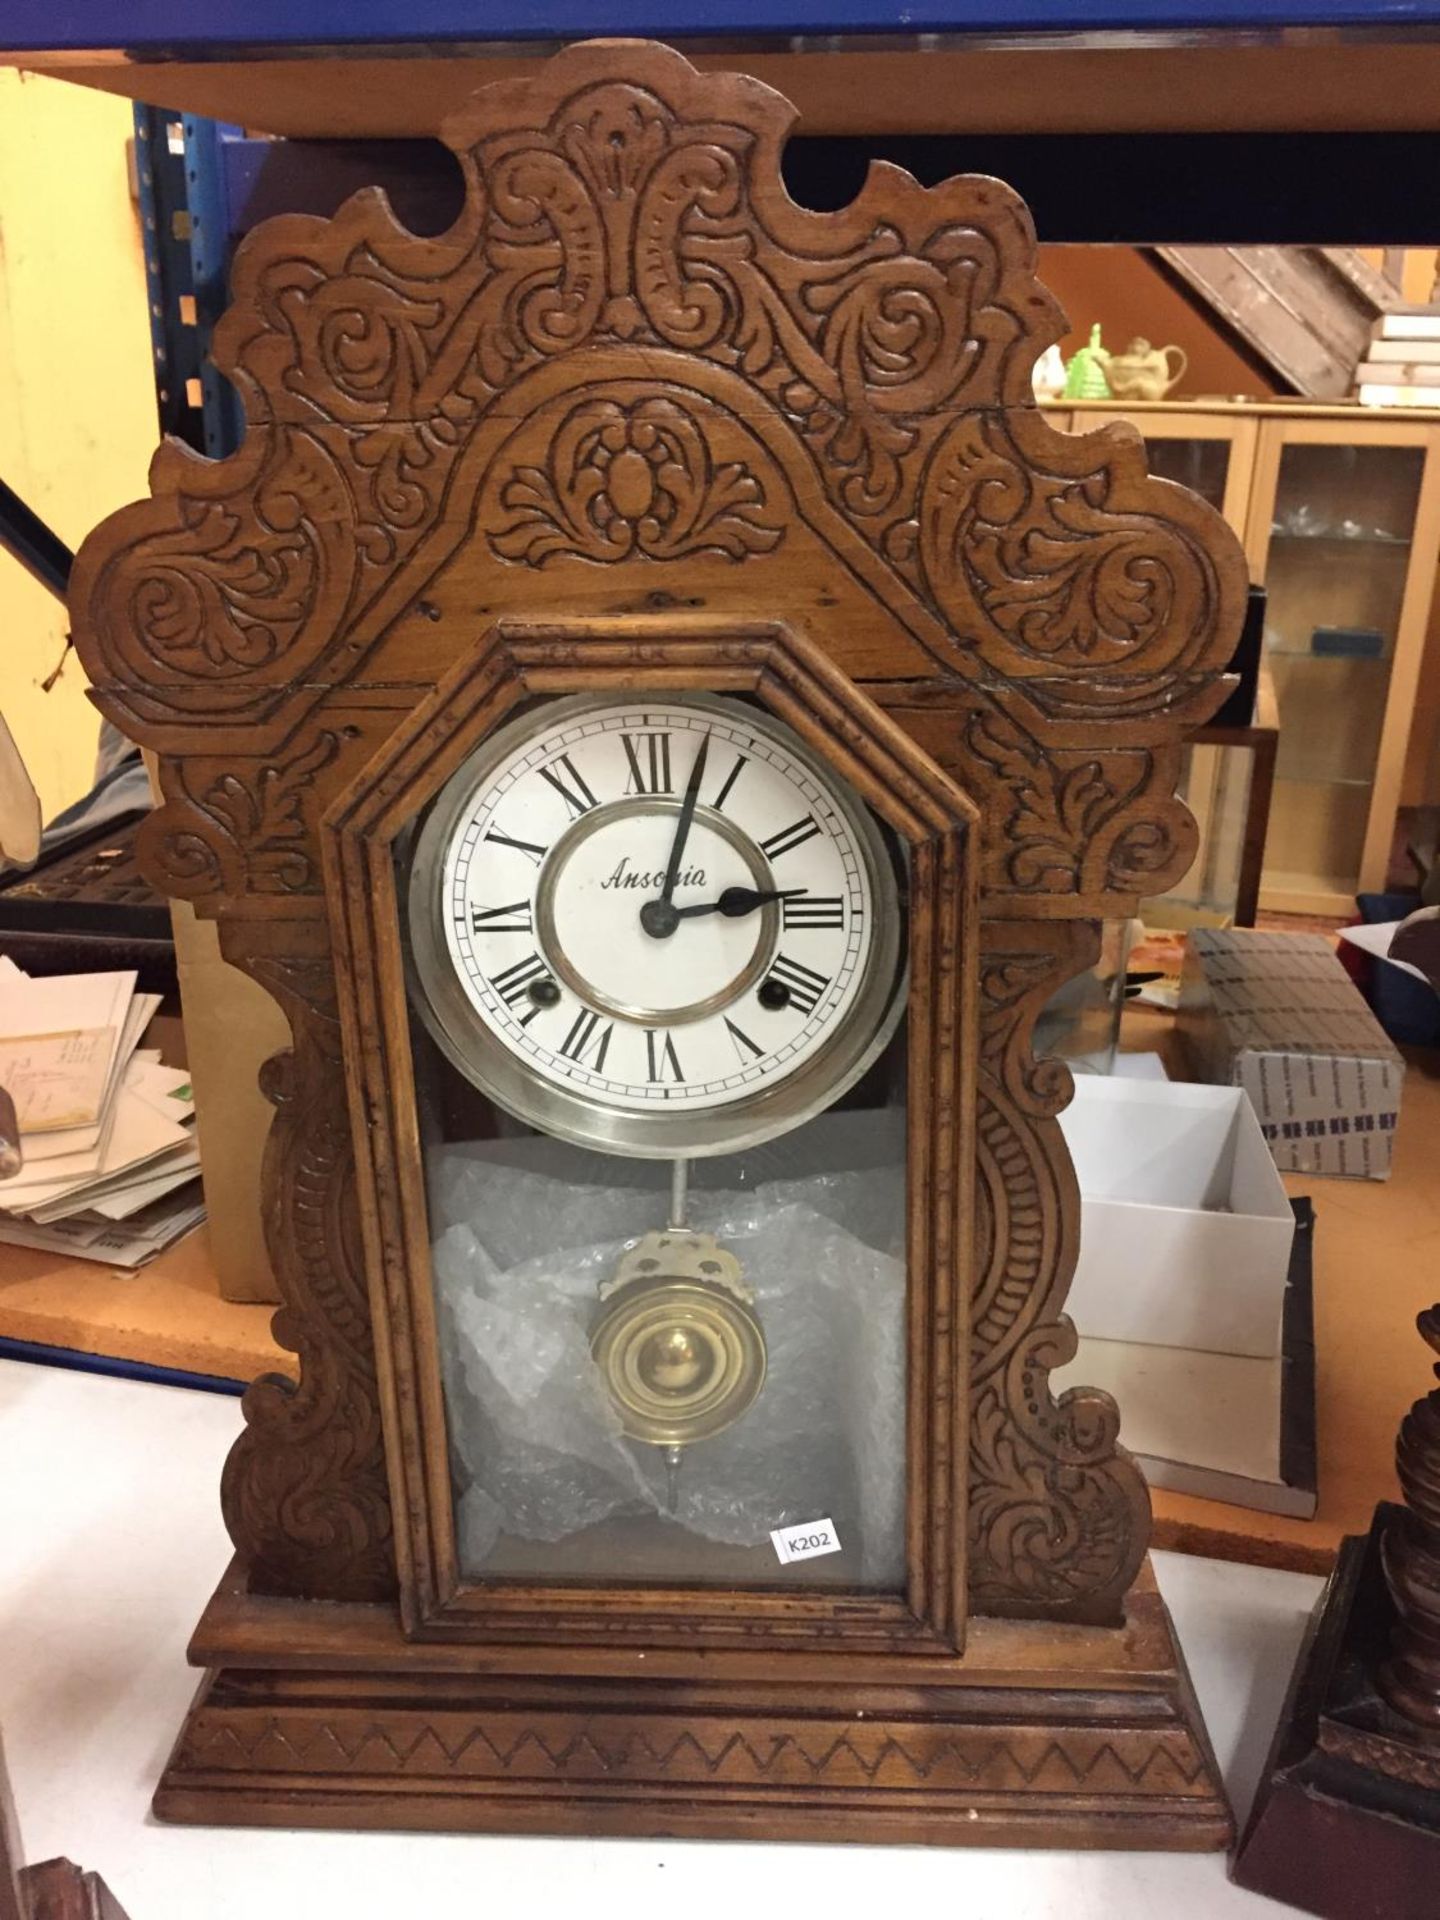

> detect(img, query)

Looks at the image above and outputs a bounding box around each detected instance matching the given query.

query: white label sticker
[770,1518,841,1565]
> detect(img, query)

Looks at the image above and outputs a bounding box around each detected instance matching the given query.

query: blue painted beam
[5,0,1440,53]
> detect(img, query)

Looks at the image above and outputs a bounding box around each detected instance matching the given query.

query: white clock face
[407,693,904,1158]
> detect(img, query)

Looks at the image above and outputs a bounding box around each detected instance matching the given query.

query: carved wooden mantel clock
[70,41,1247,1846]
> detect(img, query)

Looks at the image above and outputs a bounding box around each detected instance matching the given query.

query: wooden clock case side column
[66,40,1248,1845]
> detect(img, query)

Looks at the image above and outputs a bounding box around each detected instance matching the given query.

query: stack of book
[0,957,204,1267]
[1356,311,1440,407]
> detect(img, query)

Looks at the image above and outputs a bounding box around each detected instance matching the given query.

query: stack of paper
[0,958,204,1267]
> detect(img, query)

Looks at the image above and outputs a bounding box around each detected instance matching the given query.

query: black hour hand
[673,886,807,921]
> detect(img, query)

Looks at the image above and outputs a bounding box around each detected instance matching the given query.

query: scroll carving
[79,431,354,693]
[968,923,1148,1622]
[218,926,395,1601]
[918,407,1231,699]
[879,694,1196,906]
[140,729,352,901]
[965,709,1168,897]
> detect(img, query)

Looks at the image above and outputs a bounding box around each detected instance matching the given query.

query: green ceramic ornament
[1063,324,1112,400]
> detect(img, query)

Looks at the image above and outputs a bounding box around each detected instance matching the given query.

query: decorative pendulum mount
[590,1158,766,1510]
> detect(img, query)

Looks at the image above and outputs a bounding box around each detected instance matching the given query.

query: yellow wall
[0,71,157,825]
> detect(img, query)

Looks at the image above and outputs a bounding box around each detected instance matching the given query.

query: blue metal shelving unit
[7,1,1440,44]
[132,109,247,459]
[8,1,1440,44]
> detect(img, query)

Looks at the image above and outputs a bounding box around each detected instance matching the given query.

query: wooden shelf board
[0,1226,290,1385]
[15,40,1440,143]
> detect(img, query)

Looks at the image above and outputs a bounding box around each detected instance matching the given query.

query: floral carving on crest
[74,39,1243,782]
[490,396,783,565]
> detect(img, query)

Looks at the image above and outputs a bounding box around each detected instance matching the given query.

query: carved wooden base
[1233,1508,1440,1917]
[153,1556,1230,1849]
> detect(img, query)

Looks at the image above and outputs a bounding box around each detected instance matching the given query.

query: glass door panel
[1262,440,1425,906]
[416,1044,910,1592]
[1120,415,1259,925]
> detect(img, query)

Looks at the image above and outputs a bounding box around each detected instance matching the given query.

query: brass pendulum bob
[590,1158,766,1512]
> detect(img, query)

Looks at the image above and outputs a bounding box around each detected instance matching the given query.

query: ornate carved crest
[72,39,1242,909]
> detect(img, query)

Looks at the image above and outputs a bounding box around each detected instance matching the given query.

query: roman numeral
[766,953,831,1016]
[484,825,549,867]
[723,1017,766,1066]
[759,814,821,860]
[782,894,845,930]
[645,1029,685,1084]
[537,753,599,819]
[621,731,673,796]
[490,952,551,1023]
[711,753,747,812]
[469,900,532,934]
[557,1008,613,1071]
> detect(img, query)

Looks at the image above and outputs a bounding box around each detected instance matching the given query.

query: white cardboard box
[1058,1330,1314,1518]
[1059,1076,1296,1359]
[1054,1077,1313,1516]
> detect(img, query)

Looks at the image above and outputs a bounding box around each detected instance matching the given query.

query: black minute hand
[639,732,709,940]
[673,887,807,921]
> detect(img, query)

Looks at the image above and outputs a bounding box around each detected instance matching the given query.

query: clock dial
[407,693,905,1157]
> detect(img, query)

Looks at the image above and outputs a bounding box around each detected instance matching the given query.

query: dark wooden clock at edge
[68,40,1249,1847]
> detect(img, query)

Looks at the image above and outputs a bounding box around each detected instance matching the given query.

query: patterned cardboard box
[1178,928,1403,1180]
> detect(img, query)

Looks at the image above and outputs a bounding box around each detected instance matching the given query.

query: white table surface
[0,1354,1322,1918]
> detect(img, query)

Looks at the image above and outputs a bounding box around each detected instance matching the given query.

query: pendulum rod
[664,1155,691,1514]
[668,1156,690,1231]
[662,1445,683,1515]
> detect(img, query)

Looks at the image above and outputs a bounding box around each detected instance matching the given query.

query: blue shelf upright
[133,106,245,461]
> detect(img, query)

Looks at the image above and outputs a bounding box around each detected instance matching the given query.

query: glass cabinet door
[1142,436,1232,515]
[1251,426,1439,914]
[1152,737,1259,927]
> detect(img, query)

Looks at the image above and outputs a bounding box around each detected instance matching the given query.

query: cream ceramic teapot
[1100,336,1187,401]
